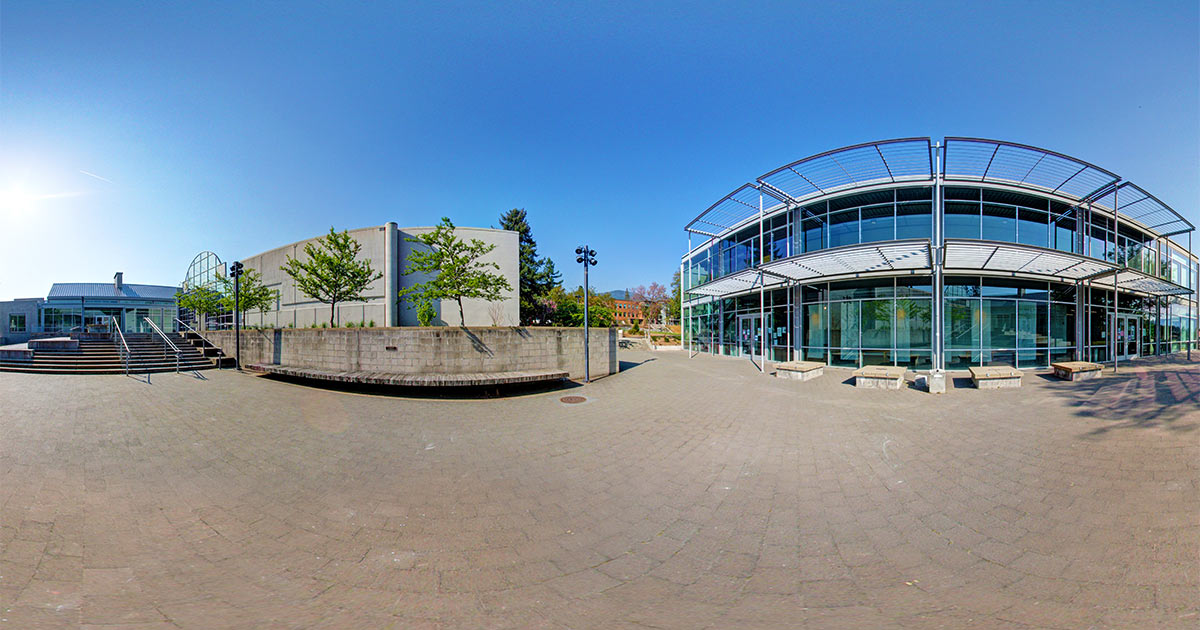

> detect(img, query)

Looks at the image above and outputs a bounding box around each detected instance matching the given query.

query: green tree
[400,217,514,326]
[498,208,561,325]
[547,285,615,327]
[668,270,682,323]
[175,285,224,331]
[281,227,382,326]
[217,267,280,324]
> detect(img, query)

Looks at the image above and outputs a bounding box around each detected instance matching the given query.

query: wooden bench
[774,361,825,382]
[249,364,569,387]
[1050,361,1103,381]
[852,365,906,390]
[969,365,1022,389]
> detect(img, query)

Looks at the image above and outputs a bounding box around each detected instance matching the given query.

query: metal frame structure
[682,136,1198,373]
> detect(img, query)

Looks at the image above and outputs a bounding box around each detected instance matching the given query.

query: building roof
[47,283,179,300]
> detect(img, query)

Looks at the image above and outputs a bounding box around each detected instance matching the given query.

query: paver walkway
[0,352,1196,629]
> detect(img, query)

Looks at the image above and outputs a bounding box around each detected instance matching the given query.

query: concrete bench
[852,365,906,390]
[969,366,1022,389]
[1050,361,1103,381]
[249,364,569,388]
[774,361,825,382]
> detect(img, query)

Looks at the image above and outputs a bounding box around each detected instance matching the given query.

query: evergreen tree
[498,208,561,324]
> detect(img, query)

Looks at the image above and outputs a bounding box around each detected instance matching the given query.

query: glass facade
[683,178,1199,370]
[41,304,175,334]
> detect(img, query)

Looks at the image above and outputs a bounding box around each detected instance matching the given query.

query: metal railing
[175,317,225,369]
[143,317,181,373]
[111,316,131,375]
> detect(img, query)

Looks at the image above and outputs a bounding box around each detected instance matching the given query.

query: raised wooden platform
[250,364,570,387]
[852,365,906,390]
[774,361,824,381]
[969,366,1022,389]
[1050,361,1103,381]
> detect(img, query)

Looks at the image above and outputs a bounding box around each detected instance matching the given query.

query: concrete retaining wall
[203,327,618,380]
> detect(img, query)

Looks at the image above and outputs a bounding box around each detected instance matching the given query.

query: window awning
[1087,182,1195,238]
[686,240,931,298]
[943,239,1193,296]
[1085,268,1194,297]
[942,240,1116,280]
[687,268,786,297]
[761,239,932,282]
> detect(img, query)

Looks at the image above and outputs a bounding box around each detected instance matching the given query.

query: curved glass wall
[801,187,932,253]
[800,277,933,368]
[944,276,1076,369]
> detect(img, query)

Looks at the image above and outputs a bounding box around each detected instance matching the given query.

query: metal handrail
[111,316,131,375]
[143,317,181,373]
[175,317,225,369]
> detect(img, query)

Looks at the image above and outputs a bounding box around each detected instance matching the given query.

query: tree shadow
[1057,356,1200,438]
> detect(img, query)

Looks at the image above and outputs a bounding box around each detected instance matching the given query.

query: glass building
[681,138,1197,370]
[38,273,178,335]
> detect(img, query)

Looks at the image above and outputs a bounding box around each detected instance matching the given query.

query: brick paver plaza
[1,351,1197,629]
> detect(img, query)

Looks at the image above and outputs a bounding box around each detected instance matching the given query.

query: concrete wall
[0,298,43,345]
[235,223,519,329]
[203,327,617,380]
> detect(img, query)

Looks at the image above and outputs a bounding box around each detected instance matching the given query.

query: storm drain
[559,395,588,404]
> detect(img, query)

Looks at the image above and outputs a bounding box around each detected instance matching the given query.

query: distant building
[0,272,179,344]
[614,298,643,326]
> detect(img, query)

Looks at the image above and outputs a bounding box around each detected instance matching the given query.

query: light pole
[230,261,244,370]
[575,245,597,383]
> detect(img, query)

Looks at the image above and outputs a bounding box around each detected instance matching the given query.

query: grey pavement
[0,350,1197,629]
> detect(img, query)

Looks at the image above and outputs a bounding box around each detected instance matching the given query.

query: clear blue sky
[1,1,1196,300]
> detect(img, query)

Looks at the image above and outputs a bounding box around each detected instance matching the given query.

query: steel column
[1112,187,1118,372]
[759,191,766,371]
[932,142,944,371]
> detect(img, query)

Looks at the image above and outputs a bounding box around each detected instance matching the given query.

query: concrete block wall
[203,327,618,380]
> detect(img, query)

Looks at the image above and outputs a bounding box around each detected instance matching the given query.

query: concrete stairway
[0,333,219,374]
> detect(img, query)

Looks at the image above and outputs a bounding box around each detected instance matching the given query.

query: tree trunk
[458,298,465,327]
[330,302,337,327]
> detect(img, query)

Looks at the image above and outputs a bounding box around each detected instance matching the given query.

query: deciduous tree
[217,267,280,324]
[400,217,514,326]
[281,227,382,326]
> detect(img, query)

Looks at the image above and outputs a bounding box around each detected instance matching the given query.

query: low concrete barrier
[202,327,618,381]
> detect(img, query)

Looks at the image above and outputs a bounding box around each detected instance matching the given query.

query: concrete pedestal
[926,370,946,394]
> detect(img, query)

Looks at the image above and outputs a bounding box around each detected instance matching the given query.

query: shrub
[310,322,317,328]
[320,322,328,328]
[368,320,375,327]
[347,321,357,328]
[417,300,436,326]
[287,323,294,328]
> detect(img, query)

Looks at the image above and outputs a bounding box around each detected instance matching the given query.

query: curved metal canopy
[1088,182,1195,238]
[943,137,1119,200]
[685,138,934,237]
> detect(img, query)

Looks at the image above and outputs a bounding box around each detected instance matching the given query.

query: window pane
[860,205,894,243]
[896,202,932,239]
[982,204,1017,242]
[983,299,1017,349]
[946,298,979,349]
[896,298,931,349]
[1049,303,1075,347]
[829,301,859,349]
[1017,208,1049,248]
[803,218,825,253]
[945,202,980,239]
[1051,214,1077,253]
[804,303,827,347]
[829,210,859,248]
[860,299,893,348]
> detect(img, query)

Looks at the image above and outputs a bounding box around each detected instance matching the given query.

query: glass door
[1117,315,1138,361]
[738,314,761,359]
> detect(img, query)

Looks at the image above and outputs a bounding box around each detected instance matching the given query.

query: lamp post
[230,261,244,370]
[575,246,597,383]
